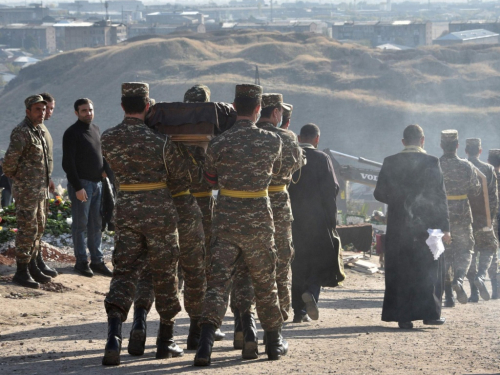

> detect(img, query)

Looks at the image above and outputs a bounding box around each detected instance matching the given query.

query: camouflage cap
[121,82,149,98]
[261,93,283,109]
[184,84,211,103]
[465,138,481,148]
[441,129,458,143]
[488,149,500,166]
[282,103,293,118]
[24,94,47,109]
[234,84,263,100]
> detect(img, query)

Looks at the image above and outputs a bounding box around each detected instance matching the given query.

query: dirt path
[0,259,499,375]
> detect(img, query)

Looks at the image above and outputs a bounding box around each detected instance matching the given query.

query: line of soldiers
[100,82,305,366]
[439,131,500,306]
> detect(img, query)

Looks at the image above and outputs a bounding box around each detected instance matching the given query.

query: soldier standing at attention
[487,149,500,299]
[194,84,286,366]
[101,83,186,366]
[440,130,481,306]
[465,138,498,302]
[3,95,51,289]
[231,93,305,352]
[279,103,293,130]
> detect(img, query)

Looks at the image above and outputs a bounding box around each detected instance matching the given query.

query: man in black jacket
[62,98,112,277]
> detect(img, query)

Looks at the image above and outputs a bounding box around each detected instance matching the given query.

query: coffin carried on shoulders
[145,102,237,142]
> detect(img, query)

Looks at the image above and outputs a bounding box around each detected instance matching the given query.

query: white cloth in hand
[426,229,445,260]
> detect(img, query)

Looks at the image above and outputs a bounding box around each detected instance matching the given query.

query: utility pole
[255,65,260,85]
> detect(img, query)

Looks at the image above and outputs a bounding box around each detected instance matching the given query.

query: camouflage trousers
[466,228,498,280]
[231,220,295,321]
[195,195,213,251]
[445,223,474,283]
[104,224,181,324]
[134,195,206,319]
[200,232,283,331]
[15,197,46,263]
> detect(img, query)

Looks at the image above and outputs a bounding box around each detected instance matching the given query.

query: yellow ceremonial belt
[172,190,191,198]
[120,182,167,191]
[268,185,287,193]
[192,191,213,198]
[220,188,268,198]
[447,195,468,200]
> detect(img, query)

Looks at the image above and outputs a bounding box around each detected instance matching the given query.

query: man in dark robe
[374,124,451,329]
[289,123,345,323]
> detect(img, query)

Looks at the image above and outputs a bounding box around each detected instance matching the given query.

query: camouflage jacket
[469,156,498,219]
[256,121,306,222]
[101,117,187,229]
[40,123,53,177]
[184,145,212,195]
[3,117,49,201]
[440,153,481,225]
[204,119,282,236]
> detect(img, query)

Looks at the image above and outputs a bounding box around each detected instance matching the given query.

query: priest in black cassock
[289,124,345,323]
[374,124,451,329]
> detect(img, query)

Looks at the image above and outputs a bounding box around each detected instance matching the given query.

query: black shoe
[398,321,413,329]
[74,261,94,277]
[128,308,148,356]
[491,279,499,300]
[444,283,455,307]
[156,323,184,359]
[13,262,39,289]
[468,280,479,303]
[265,329,288,360]
[90,262,113,277]
[233,308,243,350]
[214,328,225,341]
[102,317,122,366]
[187,319,201,350]
[241,313,258,360]
[292,314,312,323]
[452,279,468,304]
[301,292,319,320]
[423,318,446,325]
[194,324,215,366]
[36,251,58,278]
[474,276,490,301]
[28,258,52,284]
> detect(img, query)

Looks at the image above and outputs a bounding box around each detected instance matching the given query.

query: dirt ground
[0,256,499,375]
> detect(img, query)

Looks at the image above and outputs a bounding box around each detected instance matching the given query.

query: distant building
[55,20,126,50]
[0,5,50,25]
[0,24,56,53]
[433,29,499,46]
[223,20,327,34]
[449,20,500,35]
[376,43,412,50]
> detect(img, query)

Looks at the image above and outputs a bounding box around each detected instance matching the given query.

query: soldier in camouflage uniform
[487,149,500,299]
[440,130,481,306]
[231,93,305,350]
[465,138,498,302]
[279,103,293,130]
[101,83,186,366]
[3,95,52,289]
[194,84,287,366]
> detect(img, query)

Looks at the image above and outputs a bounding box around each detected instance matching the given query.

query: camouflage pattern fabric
[467,156,499,280]
[184,84,211,103]
[121,82,149,97]
[3,117,49,263]
[40,123,53,177]
[199,119,283,331]
[101,116,186,324]
[232,121,306,321]
[261,93,283,108]
[440,153,481,281]
[234,84,262,99]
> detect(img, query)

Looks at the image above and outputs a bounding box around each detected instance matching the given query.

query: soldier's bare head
[24,95,47,126]
[402,124,424,147]
[40,92,55,121]
[299,123,320,148]
[74,98,94,125]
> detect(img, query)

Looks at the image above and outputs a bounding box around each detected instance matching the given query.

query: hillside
[1,30,500,178]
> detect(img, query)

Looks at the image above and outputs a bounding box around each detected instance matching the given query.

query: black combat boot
[265,329,288,361]
[102,317,122,366]
[156,322,184,359]
[241,312,258,360]
[444,283,455,307]
[193,324,216,366]
[452,273,468,305]
[474,276,490,301]
[13,261,39,289]
[28,258,52,284]
[127,307,148,356]
[468,279,479,303]
[233,308,243,350]
[491,279,499,300]
[36,251,58,278]
[186,318,201,350]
